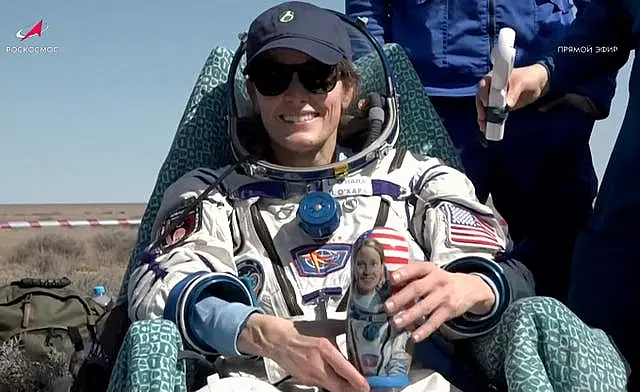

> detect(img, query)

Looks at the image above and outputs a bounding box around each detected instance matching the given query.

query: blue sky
[0,0,633,204]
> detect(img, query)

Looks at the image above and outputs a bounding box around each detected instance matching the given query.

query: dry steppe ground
[0,203,146,295]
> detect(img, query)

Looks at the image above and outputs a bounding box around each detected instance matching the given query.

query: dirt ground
[0,202,144,222]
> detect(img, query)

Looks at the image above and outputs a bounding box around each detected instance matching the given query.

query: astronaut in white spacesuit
[126,1,535,391]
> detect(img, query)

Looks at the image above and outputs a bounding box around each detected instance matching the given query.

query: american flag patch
[441,203,503,250]
[365,227,411,271]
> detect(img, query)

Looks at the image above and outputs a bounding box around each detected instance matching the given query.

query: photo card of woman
[346,227,414,391]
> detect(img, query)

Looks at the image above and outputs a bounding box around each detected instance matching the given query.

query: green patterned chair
[98,43,629,392]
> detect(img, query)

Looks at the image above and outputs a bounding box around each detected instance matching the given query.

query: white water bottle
[485,27,517,141]
[93,285,112,309]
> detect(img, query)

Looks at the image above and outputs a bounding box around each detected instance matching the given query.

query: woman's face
[248,49,353,166]
[355,246,384,294]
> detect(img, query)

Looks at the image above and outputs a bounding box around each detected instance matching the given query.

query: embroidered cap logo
[279,9,295,23]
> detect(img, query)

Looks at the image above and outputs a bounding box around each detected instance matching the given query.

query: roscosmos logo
[16,20,49,41]
[6,19,59,55]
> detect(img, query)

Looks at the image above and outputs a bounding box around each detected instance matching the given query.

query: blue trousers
[569,67,640,380]
[429,96,598,303]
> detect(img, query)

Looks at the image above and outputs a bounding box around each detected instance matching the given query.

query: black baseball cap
[245,1,352,70]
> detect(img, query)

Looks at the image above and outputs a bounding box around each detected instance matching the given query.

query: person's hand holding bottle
[476,64,550,132]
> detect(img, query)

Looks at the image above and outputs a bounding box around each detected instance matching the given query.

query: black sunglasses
[246,58,340,96]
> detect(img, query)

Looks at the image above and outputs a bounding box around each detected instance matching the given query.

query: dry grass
[0,204,144,392]
[0,202,144,294]
[0,338,69,392]
[0,228,137,295]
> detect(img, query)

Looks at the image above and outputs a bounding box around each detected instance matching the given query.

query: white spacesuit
[126,7,518,392]
[128,145,511,387]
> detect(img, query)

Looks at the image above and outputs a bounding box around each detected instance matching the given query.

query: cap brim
[247,36,344,67]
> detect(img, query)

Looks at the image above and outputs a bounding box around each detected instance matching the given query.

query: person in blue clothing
[476,0,638,387]
[345,0,619,304]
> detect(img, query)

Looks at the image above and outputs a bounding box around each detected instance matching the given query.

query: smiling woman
[244,51,360,167]
[244,50,359,167]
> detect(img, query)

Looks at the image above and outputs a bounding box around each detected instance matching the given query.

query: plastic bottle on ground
[93,285,112,309]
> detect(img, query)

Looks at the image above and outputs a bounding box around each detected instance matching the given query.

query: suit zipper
[250,204,304,316]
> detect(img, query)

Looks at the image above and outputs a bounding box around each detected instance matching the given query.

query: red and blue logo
[291,243,351,277]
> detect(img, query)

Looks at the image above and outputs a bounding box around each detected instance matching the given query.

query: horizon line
[0,201,147,206]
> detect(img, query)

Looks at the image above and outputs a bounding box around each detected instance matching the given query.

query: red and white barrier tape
[0,219,141,229]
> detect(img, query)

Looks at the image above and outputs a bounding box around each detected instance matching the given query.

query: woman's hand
[475,63,550,132]
[238,313,369,392]
[384,262,495,342]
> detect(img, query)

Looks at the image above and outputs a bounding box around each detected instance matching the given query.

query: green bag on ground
[0,277,106,366]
